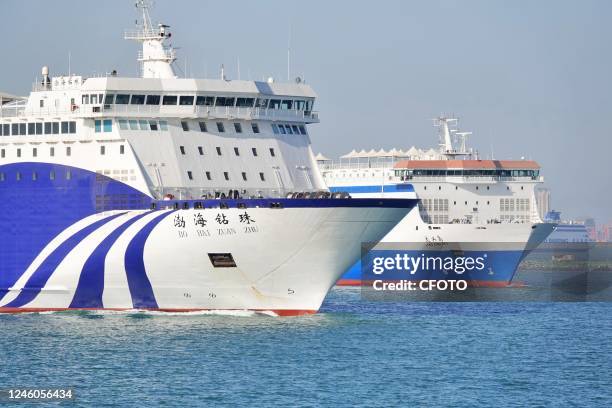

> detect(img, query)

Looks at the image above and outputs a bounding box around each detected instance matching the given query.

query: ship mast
[433,116,472,159]
[124,0,177,79]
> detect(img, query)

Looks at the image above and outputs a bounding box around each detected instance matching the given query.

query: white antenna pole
[237,56,241,80]
[287,24,291,81]
[68,51,71,76]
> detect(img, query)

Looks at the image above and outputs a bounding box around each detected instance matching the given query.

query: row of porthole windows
[423,185,525,191]
[180,145,275,158]
[118,119,169,131]
[186,170,266,182]
[0,121,77,136]
[0,169,74,182]
[0,144,125,159]
[272,123,307,136]
[182,120,260,134]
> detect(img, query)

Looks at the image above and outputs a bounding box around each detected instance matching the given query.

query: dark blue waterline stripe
[4,213,127,308]
[124,211,176,309]
[69,211,154,309]
[328,184,415,194]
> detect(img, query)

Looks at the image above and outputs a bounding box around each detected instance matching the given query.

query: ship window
[255,98,268,108]
[198,146,204,155]
[285,125,293,135]
[252,147,258,157]
[159,120,168,131]
[149,121,158,131]
[215,97,235,107]
[138,120,148,130]
[16,171,21,180]
[104,94,115,104]
[118,120,128,130]
[187,171,193,180]
[179,96,194,106]
[128,120,138,130]
[269,148,276,157]
[272,124,279,134]
[28,123,35,135]
[278,125,286,134]
[251,123,260,133]
[66,170,71,180]
[40,100,44,108]
[236,97,254,107]
[269,99,281,109]
[291,125,300,134]
[281,100,293,110]
[298,125,306,135]
[216,147,222,156]
[224,172,229,180]
[19,123,26,135]
[180,146,186,155]
[16,148,21,158]
[69,121,76,133]
[61,121,69,134]
[32,148,37,158]
[198,121,207,132]
[32,171,37,180]
[242,172,247,181]
[120,145,125,154]
[196,96,215,106]
[35,122,43,135]
[0,149,4,158]
[234,123,242,133]
[3,124,9,135]
[66,146,71,156]
[216,122,225,132]
[115,94,130,104]
[234,147,240,156]
[82,94,89,104]
[104,120,113,132]
[162,95,178,105]
[259,172,265,181]
[295,100,306,110]
[130,94,145,105]
[100,146,106,155]
[11,124,18,135]
[181,121,189,131]
[205,171,212,180]
[91,94,98,104]
[145,95,160,105]
[49,170,55,180]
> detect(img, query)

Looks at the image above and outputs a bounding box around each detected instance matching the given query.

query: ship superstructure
[0,1,416,314]
[319,117,554,285]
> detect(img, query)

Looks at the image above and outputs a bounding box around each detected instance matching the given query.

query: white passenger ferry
[0,1,416,315]
[319,117,554,285]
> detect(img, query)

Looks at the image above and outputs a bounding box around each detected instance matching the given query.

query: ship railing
[149,186,322,201]
[1,104,319,123]
[80,105,320,122]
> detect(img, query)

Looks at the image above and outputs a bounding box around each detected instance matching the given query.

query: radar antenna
[125,0,177,78]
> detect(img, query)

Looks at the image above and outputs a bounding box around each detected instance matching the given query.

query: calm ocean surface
[1,285,611,407]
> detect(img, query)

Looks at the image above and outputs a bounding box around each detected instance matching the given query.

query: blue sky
[1,0,610,222]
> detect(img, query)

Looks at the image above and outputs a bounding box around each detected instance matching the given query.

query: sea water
[1,284,611,407]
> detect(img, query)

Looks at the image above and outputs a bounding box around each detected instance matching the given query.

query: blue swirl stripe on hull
[3,213,127,308]
[69,211,153,309]
[124,211,176,309]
